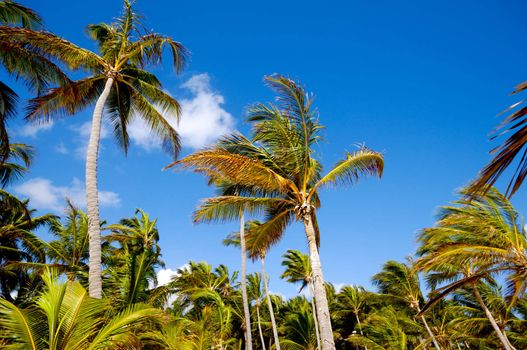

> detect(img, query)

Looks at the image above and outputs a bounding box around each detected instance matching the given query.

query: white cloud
[14,177,120,212]
[156,268,179,287]
[72,121,110,159]
[19,121,54,137]
[127,73,235,151]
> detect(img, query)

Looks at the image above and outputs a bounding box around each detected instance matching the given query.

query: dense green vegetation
[1,1,526,349]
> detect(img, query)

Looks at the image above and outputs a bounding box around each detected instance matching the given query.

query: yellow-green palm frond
[0,0,41,29]
[245,205,295,259]
[0,26,107,72]
[0,40,70,94]
[167,148,295,193]
[194,196,290,224]
[124,33,188,72]
[25,76,106,123]
[314,147,384,193]
[129,88,180,158]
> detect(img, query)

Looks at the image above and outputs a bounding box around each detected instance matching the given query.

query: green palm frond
[0,1,41,29]
[314,147,384,192]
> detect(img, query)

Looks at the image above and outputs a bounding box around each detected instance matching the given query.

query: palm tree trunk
[256,303,267,350]
[420,315,441,350]
[355,313,368,350]
[302,211,335,350]
[471,285,514,350]
[309,282,321,350]
[261,256,281,350]
[86,77,114,298]
[239,211,253,350]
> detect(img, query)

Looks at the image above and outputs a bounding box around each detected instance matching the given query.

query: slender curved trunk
[256,303,267,350]
[420,315,441,350]
[302,211,335,350]
[239,211,253,350]
[87,77,114,298]
[472,285,514,350]
[261,256,281,350]
[309,282,321,350]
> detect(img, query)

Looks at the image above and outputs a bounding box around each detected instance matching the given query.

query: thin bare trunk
[261,257,281,350]
[239,211,253,350]
[87,77,113,298]
[472,285,514,350]
[309,282,321,350]
[303,211,335,350]
[256,303,267,350]
[420,315,441,350]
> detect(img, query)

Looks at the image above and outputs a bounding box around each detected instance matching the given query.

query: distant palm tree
[336,285,371,340]
[281,249,320,350]
[469,79,527,197]
[0,268,165,349]
[0,0,188,298]
[168,75,383,350]
[105,209,164,307]
[372,260,441,350]
[416,187,526,350]
[247,273,267,350]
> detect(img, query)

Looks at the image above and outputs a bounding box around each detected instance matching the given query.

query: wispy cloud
[14,177,120,212]
[72,121,110,159]
[19,121,54,137]
[127,73,235,151]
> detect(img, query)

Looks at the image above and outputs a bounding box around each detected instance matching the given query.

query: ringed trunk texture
[239,212,253,350]
[309,282,321,350]
[472,285,514,350]
[303,212,336,350]
[261,257,281,350]
[256,304,267,350]
[86,77,114,298]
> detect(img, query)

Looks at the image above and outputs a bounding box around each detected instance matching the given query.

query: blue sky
[5,0,527,297]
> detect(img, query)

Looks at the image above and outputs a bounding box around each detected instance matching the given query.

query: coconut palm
[168,75,383,350]
[415,187,527,350]
[469,79,527,197]
[335,285,372,341]
[246,273,267,350]
[281,249,320,350]
[105,209,164,307]
[372,260,441,350]
[0,0,188,298]
[0,268,166,349]
[280,296,319,350]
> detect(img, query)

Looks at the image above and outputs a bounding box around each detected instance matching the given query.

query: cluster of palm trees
[1,0,527,349]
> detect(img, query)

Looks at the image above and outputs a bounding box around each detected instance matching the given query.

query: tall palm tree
[247,272,267,350]
[281,249,320,350]
[372,260,441,350]
[469,79,527,197]
[0,0,188,298]
[168,75,384,350]
[0,268,166,349]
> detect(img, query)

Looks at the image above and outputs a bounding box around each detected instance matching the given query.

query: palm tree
[105,209,164,307]
[0,193,55,304]
[0,143,32,187]
[415,187,527,350]
[336,285,371,341]
[468,79,527,197]
[372,260,442,350]
[168,75,384,350]
[247,273,267,350]
[281,249,320,350]
[280,296,318,350]
[0,0,188,298]
[0,268,166,349]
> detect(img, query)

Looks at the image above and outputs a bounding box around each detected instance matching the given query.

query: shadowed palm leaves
[415,187,527,349]
[0,1,69,162]
[0,268,166,349]
[168,75,383,350]
[0,0,187,298]
[372,260,441,350]
[0,143,32,188]
[105,209,164,308]
[469,80,527,197]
